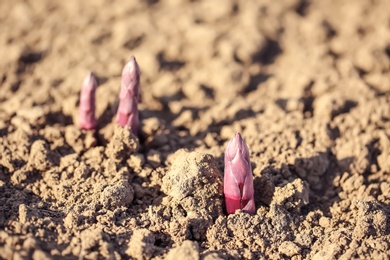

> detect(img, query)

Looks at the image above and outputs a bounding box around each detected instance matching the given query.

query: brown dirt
[1,0,390,259]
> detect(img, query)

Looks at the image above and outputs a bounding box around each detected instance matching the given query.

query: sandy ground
[0,0,390,259]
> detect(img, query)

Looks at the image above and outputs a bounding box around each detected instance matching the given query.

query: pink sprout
[224,133,255,214]
[79,72,98,130]
[116,55,141,135]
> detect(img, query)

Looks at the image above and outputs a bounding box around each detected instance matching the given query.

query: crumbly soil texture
[1,0,390,259]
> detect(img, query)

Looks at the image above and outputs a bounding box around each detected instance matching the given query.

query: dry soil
[0,0,390,259]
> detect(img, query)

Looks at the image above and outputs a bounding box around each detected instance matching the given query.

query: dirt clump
[165,240,200,260]
[105,125,139,163]
[126,229,162,260]
[162,150,223,219]
[100,180,134,209]
[272,178,310,213]
[27,140,55,171]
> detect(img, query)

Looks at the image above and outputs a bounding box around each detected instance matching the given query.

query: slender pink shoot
[224,133,255,214]
[79,72,98,130]
[116,55,141,135]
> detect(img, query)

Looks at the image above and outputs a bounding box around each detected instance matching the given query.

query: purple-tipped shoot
[116,55,141,135]
[79,72,98,130]
[224,133,255,214]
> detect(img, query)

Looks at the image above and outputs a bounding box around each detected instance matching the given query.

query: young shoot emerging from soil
[116,55,141,136]
[224,133,255,214]
[79,72,98,130]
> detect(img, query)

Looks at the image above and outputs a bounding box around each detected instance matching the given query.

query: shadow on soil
[0,181,73,258]
[251,152,356,219]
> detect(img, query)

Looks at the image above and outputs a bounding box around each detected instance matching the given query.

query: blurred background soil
[0,0,390,259]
